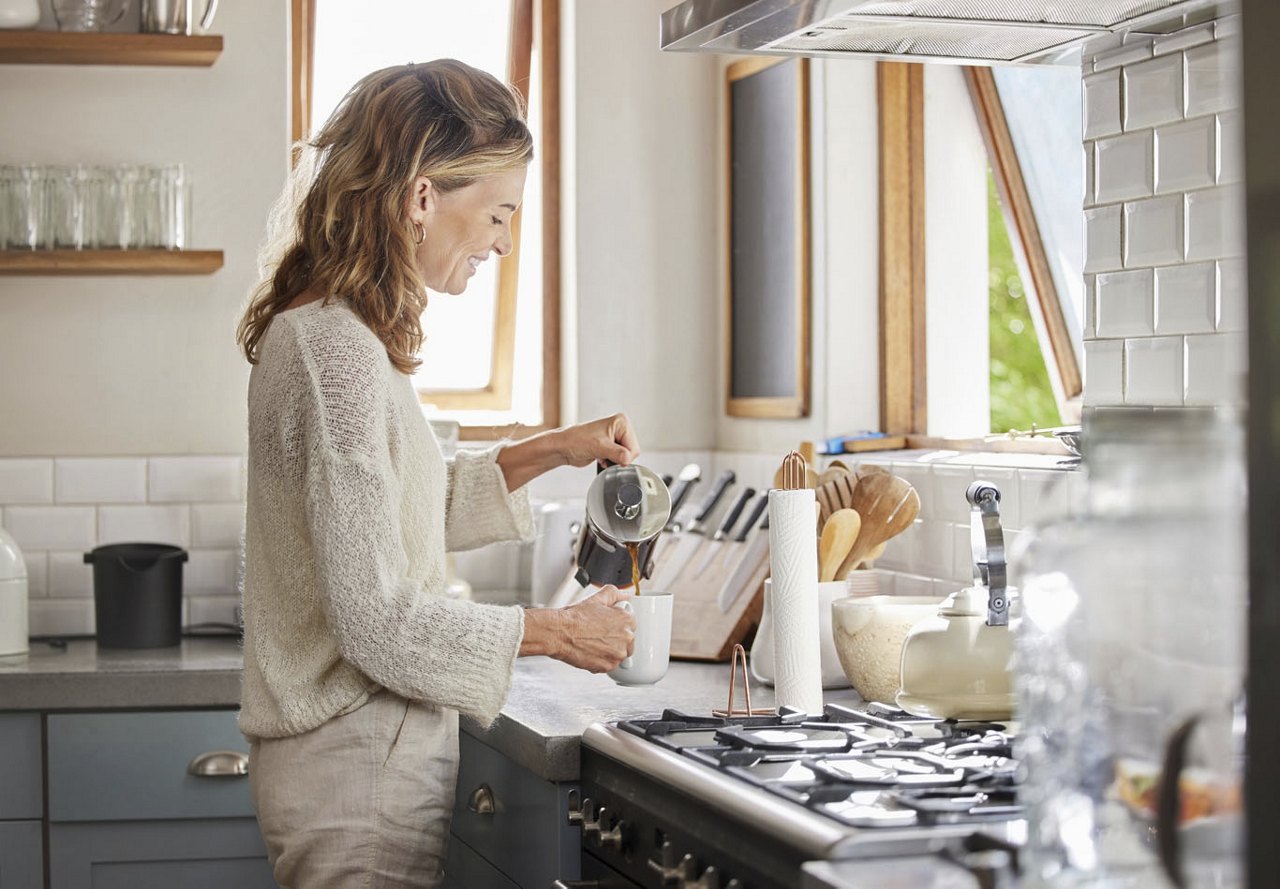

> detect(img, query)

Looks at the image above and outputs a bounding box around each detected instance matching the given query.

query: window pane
[991,66,1085,352]
[311,0,515,396]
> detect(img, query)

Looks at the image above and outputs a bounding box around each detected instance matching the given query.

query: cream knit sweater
[239,299,534,739]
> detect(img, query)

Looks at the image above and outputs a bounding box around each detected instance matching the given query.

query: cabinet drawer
[452,730,580,887]
[48,710,253,822]
[0,714,42,819]
[0,821,43,889]
[444,834,520,889]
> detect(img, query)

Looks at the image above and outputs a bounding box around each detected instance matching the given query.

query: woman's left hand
[557,413,640,469]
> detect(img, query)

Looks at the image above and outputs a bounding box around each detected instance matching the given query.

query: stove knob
[566,789,584,826]
[594,807,627,851]
[580,798,602,840]
[688,864,722,888]
[646,842,686,886]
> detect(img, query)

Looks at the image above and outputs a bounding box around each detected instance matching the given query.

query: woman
[235,59,636,887]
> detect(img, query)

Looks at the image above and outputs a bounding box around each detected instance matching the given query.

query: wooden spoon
[815,469,857,530]
[837,474,920,579]
[819,508,861,582]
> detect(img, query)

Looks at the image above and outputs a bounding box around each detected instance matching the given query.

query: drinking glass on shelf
[49,165,92,250]
[160,163,192,250]
[51,0,130,32]
[1,165,50,250]
[108,164,138,249]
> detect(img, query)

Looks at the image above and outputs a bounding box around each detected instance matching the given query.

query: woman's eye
[491,216,503,225]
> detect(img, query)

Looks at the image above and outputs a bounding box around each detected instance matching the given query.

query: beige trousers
[249,690,459,889]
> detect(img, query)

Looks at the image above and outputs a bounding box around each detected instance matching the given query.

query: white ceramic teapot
[897,480,1017,720]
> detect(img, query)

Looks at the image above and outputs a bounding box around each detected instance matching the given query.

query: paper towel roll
[767,488,823,714]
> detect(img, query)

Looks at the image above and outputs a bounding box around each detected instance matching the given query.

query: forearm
[496,429,566,492]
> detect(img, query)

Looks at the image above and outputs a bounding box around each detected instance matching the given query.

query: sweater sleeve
[296,322,524,725]
[444,444,536,552]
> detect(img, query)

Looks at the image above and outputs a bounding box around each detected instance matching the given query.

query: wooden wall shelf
[0,31,222,67]
[0,250,224,275]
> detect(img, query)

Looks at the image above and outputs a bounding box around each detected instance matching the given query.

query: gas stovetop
[616,703,1021,831]
[577,703,1025,887]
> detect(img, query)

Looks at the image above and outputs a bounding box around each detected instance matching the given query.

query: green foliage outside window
[988,171,1061,434]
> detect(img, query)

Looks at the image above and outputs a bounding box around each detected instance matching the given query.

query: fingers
[611,413,641,464]
[590,584,631,607]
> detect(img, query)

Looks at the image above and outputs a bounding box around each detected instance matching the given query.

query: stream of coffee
[627,541,642,596]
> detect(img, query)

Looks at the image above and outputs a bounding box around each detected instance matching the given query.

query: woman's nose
[494,229,514,257]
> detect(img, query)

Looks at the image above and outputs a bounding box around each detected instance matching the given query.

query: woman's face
[411,168,528,295]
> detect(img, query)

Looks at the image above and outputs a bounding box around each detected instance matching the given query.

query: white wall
[0,3,288,457]
[562,0,719,451]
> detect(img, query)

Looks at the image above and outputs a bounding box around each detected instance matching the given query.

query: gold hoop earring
[413,222,426,246]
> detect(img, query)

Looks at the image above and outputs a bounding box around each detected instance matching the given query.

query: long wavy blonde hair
[237,59,533,373]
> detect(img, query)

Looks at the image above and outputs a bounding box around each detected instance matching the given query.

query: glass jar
[1013,408,1246,888]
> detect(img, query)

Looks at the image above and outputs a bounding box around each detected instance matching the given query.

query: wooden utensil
[816,469,857,529]
[837,474,920,579]
[819,508,861,582]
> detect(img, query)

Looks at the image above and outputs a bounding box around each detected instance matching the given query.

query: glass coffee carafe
[1014,408,1245,888]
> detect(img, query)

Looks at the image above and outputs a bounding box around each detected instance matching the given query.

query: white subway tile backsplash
[188,594,239,627]
[1217,258,1246,331]
[28,599,95,637]
[951,523,972,585]
[915,521,955,581]
[1155,117,1216,194]
[54,458,146,504]
[1125,336,1185,405]
[1083,339,1125,405]
[1124,54,1183,130]
[1155,263,1217,335]
[48,552,93,599]
[1186,185,1246,261]
[889,463,935,522]
[1215,15,1240,41]
[148,457,242,503]
[877,520,920,574]
[1084,275,1097,339]
[24,551,47,597]
[1019,469,1072,527]
[1084,144,1095,207]
[0,459,53,504]
[1185,332,1246,406]
[1125,195,1185,267]
[1095,132,1154,204]
[98,505,189,546]
[1216,111,1243,185]
[1152,22,1216,56]
[1083,69,1123,139]
[930,465,975,524]
[1092,39,1154,73]
[1095,269,1155,338]
[1085,205,1124,273]
[1185,40,1240,118]
[186,549,238,593]
[4,506,95,551]
[191,504,245,549]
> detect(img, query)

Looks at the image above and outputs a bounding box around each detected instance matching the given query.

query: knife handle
[666,475,699,527]
[734,496,769,543]
[716,487,756,540]
[690,470,736,532]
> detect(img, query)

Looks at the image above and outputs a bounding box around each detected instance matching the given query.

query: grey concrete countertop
[466,656,861,782]
[0,636,862,784]
[0,637,243,711]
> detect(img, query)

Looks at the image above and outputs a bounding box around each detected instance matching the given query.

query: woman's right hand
[555,586,636,673]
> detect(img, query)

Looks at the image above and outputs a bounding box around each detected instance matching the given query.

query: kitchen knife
[701,492,769,583]
[690,488,758,580]
[664,463,702,531]
[649,470,736,591]
[716,507,770,613]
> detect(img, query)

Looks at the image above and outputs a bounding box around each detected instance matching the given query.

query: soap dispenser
[0,526,28,656]
[896,480,1016,720]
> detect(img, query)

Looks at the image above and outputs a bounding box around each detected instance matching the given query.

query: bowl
[830,595,943,704]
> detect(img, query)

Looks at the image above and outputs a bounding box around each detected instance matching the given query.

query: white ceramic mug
[608,592,672,686]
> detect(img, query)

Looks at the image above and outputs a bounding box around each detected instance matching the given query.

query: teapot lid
[585,463,671,544]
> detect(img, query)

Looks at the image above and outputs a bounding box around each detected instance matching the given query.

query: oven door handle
[551,882,599,888]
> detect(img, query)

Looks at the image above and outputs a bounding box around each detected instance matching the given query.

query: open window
[290,0,561,438]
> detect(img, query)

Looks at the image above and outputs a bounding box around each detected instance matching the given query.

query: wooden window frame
[289,0,561,440]
[878,61,927,435]
[964,65,1083,402]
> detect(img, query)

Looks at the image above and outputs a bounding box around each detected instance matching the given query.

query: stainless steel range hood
[660,0,1227,65]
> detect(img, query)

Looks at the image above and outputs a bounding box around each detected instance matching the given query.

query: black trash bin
[84,543,187,649]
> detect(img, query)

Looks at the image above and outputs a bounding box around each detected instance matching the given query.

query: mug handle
[616,599,634,670]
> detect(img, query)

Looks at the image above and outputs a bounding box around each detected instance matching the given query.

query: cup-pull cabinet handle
[186,750,249,777]
[467,783,496,816]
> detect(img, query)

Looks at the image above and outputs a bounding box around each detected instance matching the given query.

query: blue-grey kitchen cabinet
[45,710,275,889]
[444,729,581,889]
[0,714,44,888]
